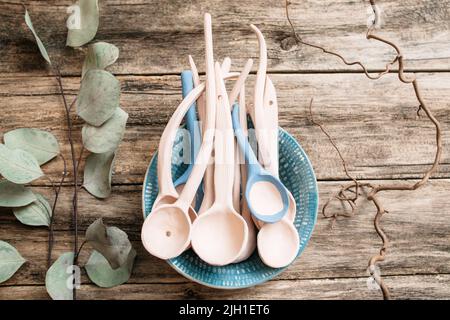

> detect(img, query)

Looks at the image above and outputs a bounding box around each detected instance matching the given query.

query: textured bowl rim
[141,127,319,289]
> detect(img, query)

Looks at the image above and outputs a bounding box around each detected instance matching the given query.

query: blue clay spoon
[174,70,202,188]
[231,104,289,224]
[174,71,204,210]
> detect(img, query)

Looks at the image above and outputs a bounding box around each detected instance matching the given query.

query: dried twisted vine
[285,0,442,299]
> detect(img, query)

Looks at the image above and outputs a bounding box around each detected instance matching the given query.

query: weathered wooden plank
[0,73,448,182]
[2,274,450,300]
[1,0,449,75]
[0,180,448,288]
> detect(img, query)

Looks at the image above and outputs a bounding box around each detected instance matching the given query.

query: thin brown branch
[285,1,398,80]
[68,97,77,113]
[54,65,79,300]
[308,98,361,227]
[76,146,84,181]
[47,153,68,268]
[286,0,442,300]
[75,240,87,261]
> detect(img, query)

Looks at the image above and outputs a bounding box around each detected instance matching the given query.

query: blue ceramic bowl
[142,127,318,289]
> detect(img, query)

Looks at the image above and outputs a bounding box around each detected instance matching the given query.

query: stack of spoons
[141,13,300,269]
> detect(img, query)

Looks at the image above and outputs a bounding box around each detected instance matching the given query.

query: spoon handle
[204,13,216,137]
[189,55,206,134]
[228,59,253,107]
[251,24,271,169]
[262,76,279,176]
[213,63,235,208]
[157,84,205,197]
[172,71,202,189]
[181,71,201,164]
[221,57,231,74]
[232,104,260,177]
[198,13,217,214]
[177,91,216,210]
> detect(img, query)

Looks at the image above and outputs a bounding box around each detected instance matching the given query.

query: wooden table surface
[0,0,449,300]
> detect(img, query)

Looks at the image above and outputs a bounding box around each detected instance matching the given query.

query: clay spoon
[191,63,248,266]
[218,56,241,211]
[173,71,203,205]
[249,24,269,229]
[227,59,254,212]
[257,77,300,268]
[250,24,296,228]
[141,40,219,260]
[189,57,214,215]
[261,77,297,223]
[190,57,252,214]
[234,86,257,263]
[220,59,258,261]
[140,13,218,259]
[191,13,216,216]
[140,141,213,260]
[150,83,206,219]
[231,104,289,223]
[141,126,216,260]
[140,76,215,259]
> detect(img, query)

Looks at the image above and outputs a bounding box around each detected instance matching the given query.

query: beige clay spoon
[222,60,258,262]
[140,13,217,260]
[191,63,248,266]
[249,25,299,267]
[140,80,213,259]
[234,85,257,263]
[190,57,252,215]
[257,76,299,268]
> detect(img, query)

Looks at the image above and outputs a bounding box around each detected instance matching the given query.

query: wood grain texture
[0,73,449,183]
[3,275,450,300]
[1,0,449,75]
[0,0,449,300]
[0,180,448,299]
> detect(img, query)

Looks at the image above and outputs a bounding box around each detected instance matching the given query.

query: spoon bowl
[141,204,192,260]
[257,219,299,268]
[191,204,248,266]
[245,172,289,223]
[191,62,248,266]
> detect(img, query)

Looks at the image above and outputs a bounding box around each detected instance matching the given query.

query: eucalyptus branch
[42,175,58,196]
[47,153,68,268]
[15,5,135,301]
[53,65,80,300]
[75,240,87,261]
[286,0,443,300]
[76,146,84,190]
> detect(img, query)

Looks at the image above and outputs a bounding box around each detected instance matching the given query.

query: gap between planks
[2,273,449,288]
[2,69,450,80]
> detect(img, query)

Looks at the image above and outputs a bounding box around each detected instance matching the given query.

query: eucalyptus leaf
[4,128,60,165]
[0,144,44,184]
[45,252,74,300]
[0,241,26,284]
[0,181,36,207]
[85,249,136,288]
[13,194,52,227]
[24,9,51,65]
[82,108,128,154]
[76,69,120,126]
[66,0,99,48]
[82,42,119,78]
[85,218,132,269]
[83,151,115,198]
